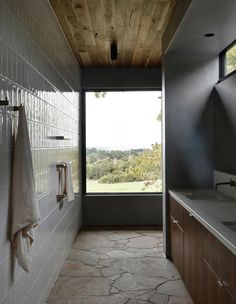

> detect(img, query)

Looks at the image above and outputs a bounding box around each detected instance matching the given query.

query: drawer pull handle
[222,280,228,287]
[217,280,224,287]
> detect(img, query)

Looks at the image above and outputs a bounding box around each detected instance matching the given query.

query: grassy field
[87,179,162,193]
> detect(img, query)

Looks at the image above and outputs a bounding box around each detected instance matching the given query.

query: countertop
[169,189,236,255]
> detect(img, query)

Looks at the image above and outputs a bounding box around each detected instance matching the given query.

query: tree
[226,45,236,74]
[86,145,162,186]
[94,92,107,98]
[133,143,162,181]
[157,111,162,122]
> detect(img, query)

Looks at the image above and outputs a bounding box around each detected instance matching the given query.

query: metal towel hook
[0,97,22,112]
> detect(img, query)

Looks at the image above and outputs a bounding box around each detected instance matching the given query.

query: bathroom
[0,0,236,303]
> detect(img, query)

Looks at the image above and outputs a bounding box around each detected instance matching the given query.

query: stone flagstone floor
[46,229,193,304]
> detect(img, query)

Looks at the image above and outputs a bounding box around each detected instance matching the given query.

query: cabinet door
[219,241,236,301]
[170,215,184,277]
[170,196,184,229]
[203,228,236,302]
[184,210,204,304]
[202,259,235,304]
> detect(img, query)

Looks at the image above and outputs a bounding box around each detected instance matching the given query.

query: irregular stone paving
[46,229,193,304]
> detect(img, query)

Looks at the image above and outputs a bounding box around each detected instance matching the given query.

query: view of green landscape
[87,145,162,192]
[86,91,162,193]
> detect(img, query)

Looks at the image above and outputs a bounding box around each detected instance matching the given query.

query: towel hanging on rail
[11,105,40,272]
[64,161,74,202]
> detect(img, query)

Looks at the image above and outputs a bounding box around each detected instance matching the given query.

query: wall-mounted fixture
[0,97,9,105]
[0,97,21,111]
[56,162,67,203]
[215,178,236,190]
[110,43,118,61]
[47,136,71,140]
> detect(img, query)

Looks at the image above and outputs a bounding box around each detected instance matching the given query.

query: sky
[86,91,162,150]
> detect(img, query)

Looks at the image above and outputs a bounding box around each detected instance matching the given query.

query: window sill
[83,192,162,197]
[218,69,236,84]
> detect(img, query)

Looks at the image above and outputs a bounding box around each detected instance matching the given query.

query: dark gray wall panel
[215,73,236,174]
[163,0,192,54]
[81,67,161,90]
[83,195,162,226]
[163,53,218,257]
[165,53,216,189]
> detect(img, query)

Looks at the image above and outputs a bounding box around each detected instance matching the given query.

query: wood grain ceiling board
[49,0,177,67]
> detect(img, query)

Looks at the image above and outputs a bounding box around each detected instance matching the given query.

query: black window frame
[81,88,163,195]
[219,39,236,82]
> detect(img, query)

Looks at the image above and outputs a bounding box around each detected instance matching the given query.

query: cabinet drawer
[203,227,236,301]
[170,196,184,229]
[202,258,235,304]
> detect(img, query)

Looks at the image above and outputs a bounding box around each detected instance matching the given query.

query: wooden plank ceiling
[50,0,177,67]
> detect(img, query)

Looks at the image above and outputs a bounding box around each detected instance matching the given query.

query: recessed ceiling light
[204,33,215,37]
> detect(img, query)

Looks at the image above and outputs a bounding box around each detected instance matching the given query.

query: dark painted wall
[83,195,162,226]
[163,53,218,256]
[215,73,236,174]
[165,54,216,189]
[81,67,163,226]
[81,67,162,90]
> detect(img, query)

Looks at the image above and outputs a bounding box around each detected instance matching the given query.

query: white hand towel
[64,161,75,202]
[11,106,40,272]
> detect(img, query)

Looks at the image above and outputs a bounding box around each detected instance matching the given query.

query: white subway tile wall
[0,0,81,303]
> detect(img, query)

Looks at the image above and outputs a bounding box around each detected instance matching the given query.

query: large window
[220,40,236,78]
[85,91,162,193]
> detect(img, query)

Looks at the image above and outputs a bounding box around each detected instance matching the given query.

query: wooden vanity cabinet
[169,195,236,304]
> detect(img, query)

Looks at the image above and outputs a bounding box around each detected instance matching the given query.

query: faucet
[215,178,236,190]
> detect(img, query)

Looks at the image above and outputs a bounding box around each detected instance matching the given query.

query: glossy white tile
[0,0,81,303]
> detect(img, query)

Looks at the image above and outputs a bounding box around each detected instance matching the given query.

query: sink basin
[222,221,236,233]
[184,193,226,201]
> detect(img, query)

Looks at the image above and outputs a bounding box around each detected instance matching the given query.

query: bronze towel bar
[56,162,67,203]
